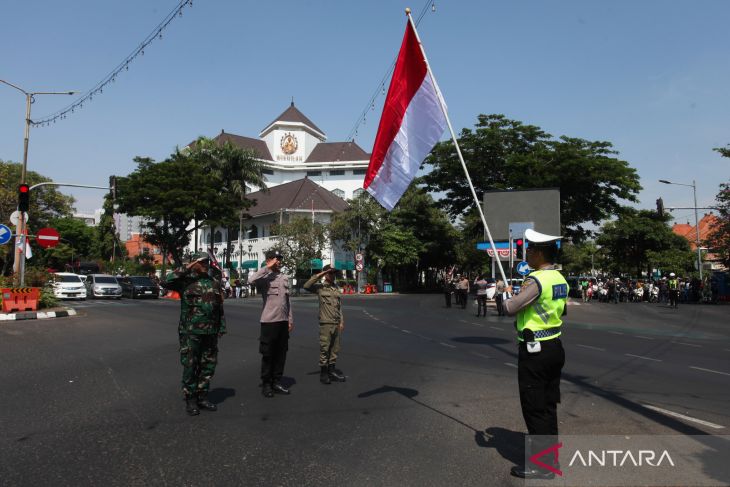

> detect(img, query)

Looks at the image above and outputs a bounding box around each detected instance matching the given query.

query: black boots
[197,393,217,411]
[272,382,290,395]
[328,364,346,382]
[262,383,274,398]
[320,366,331,384]
[510,465,555,479]
[185,397,200,416]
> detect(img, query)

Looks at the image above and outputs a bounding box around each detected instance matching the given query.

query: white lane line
[490,326,505,331]
[608,331,624,335]
[635,335,655,340]
[723,349,730,353]
[459,320,469,324]
[401,330,412,334]
[470,352,491,360]
[674,342,701,348]
[625,353,662,362]
[470,322,485,327]
[576,344,606,352]
[504,362,517,368]
[689,366,730,377]
[439,342,456,349]
[642,404,725,430]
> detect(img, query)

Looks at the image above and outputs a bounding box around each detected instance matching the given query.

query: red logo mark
[530,442,563,476]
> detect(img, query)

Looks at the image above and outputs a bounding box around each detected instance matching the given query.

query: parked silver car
[85,274,123,299]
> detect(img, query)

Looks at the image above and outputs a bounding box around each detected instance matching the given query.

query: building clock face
[280,132,299,155]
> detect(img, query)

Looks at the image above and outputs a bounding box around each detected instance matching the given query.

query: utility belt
[518,327,561,341]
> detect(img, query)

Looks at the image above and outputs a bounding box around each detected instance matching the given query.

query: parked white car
[51,272,87,300]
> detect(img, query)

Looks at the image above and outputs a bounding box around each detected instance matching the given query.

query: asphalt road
[0,294,728,486]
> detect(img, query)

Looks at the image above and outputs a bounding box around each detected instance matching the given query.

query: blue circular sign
[516,261,531,276]
[0,224,12,245]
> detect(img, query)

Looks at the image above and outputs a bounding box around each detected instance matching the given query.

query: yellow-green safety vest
[516,269,569,342]
[668,279,678,290]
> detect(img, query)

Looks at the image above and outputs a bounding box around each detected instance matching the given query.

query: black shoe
[262,384,274,398]
[272,383,290,395]
[197,393,217,411]
[328,364,346,382]
[185,397,200,416]
[510,466,555,479]
[320,366,331,385]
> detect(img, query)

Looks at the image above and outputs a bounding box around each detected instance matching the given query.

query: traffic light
[514,238,525,260]
[109,175,117,200]
[656,197,664,217]
[18,184,30,212]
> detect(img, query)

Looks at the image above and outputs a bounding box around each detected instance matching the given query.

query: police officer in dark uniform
[504,229,568,479]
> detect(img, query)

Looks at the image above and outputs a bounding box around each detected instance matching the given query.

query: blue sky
[1,0,728,227]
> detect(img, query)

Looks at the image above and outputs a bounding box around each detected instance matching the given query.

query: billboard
[482,188,561,241]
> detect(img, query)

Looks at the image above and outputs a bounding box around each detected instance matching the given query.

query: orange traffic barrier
[1,287,40,312]
[164,290,181,300]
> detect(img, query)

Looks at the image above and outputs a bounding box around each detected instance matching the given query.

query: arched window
[353,188,365,198]
[332,188,345,199]
[214,230,223,244]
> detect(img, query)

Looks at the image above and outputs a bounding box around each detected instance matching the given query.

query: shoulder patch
[552,283,568,300]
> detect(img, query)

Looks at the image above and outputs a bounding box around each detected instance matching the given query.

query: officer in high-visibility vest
[667,272,680,309]
[504,229,568,480]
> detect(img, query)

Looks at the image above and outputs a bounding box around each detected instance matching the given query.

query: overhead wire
[33,0,193,127]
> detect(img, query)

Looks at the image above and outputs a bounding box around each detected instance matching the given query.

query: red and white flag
[363,20,447,211]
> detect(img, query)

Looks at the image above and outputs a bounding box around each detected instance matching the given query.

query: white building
[209,102,370,200]
[187,103,368,271]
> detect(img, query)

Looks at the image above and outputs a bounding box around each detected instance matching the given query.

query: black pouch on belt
[523,329,541,354]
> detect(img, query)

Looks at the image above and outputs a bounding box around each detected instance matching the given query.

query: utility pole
[1,79,75,286]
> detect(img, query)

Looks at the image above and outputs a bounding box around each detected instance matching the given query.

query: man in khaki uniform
[303,264,346,385]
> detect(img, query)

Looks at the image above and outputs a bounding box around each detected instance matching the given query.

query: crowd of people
[577,274,708,308]
[442,274,513,316]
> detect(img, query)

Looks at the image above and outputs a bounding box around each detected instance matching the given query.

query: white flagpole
[405,9,508,284]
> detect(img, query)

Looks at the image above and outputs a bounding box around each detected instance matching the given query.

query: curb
[0,309,77,321]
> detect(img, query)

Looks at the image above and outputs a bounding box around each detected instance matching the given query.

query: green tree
[596,208,693,277]
[41,216,98,270]
[422,114,642,241]
[561,241,599,276]
[271,216,329,280]
[704,181,730,268]
[93,195,125,264]
[1,159,75,275]
[367,221,424,289]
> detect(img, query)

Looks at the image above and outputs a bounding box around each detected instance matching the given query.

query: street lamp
[659,179,703,282]
[1,79,75,285]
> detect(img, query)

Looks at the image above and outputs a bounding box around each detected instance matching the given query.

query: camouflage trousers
[319,323,341,366]
[179,333,219,398]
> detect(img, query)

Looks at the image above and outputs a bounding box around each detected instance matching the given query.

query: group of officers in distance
[164,230,569,480]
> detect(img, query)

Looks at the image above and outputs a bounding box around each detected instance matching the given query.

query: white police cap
[525,228,562,243]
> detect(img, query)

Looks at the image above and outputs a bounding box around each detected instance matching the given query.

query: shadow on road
[208,387,236,405]
[475,427,525,465]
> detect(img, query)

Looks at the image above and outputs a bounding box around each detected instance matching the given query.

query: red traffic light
[515,239,523,246]
[19,184,29,193]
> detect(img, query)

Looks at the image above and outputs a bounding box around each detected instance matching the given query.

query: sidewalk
[0,307,78,321]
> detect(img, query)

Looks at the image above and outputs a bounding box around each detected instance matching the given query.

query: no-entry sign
[36,227,60,248]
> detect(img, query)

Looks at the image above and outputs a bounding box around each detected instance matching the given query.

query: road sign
[9,210,29,226]
[516,261,531,276]
[36,227,60,248]
[0,224,11,245]
[355,262,364,272]
[355,253,364,262]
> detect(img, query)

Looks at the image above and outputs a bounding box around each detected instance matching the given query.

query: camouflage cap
[190,251,210,263]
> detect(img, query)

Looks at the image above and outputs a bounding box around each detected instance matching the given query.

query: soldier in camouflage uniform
[164,252,226,416]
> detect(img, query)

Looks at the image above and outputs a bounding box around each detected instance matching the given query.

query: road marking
[608,331,624,335]
[576,344,606,352]
[469,322,484,327]
[439,342,456,349]
[401,330,412,334]
[504,362,517,368]
[642,404,725,430]
[470,352,491,360]
[673,342,701,348]
[723,349,730,353]
[625,353,662,362]
[635,335,655,340]
[490,326,505,331]
[689,366,730,377]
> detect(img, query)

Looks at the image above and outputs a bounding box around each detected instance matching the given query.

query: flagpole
[405,8,508,284]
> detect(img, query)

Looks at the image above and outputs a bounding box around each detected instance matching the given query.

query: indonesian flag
[363,21,447,211]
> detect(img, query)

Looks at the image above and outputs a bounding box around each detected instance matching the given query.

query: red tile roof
[261,102,325,136]
[671,214,720,250]
[245,178,349,217]
[305,141,369,163]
